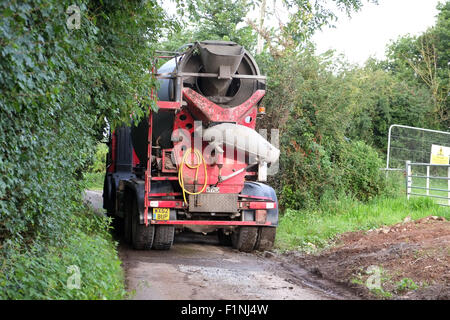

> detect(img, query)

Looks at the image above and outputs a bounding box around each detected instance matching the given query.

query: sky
[163,0,442,65]
[311,0,441,65]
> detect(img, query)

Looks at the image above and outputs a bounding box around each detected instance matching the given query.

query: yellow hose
[178,148,208,205]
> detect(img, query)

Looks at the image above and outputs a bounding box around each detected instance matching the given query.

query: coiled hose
[178,148,208,205]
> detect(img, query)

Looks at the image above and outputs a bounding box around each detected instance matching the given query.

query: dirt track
[117,232,353,300]
[85,190,351,300]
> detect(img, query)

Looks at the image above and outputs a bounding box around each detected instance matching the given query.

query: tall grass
[410,176,450,206]
[276,196,450,252]
[0,208,126,299]
[83,172,104,191]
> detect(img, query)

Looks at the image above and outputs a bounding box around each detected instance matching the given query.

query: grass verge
[82,172,104,191]
[0,207,126,299]
[276,196,450,252]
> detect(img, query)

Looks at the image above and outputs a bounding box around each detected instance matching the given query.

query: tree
[386,2,450,129]
[247,0,377,56]
[165,0,375,55]
[345,61,435,151]
[163,0,257,52]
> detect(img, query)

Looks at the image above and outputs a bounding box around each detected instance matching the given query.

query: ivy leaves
[0,0,165,243]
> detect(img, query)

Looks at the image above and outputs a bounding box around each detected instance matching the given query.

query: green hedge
[0,0,166,299]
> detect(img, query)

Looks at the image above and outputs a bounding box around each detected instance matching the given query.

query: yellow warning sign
[430,144,450,165]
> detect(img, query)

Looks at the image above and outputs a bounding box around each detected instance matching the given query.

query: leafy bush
[279,136,386,209]
[89,144,109,174]
[338,140,386,201]
[81,143,107,190]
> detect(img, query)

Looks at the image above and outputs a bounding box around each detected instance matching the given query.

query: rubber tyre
[255,227,276,251]
[131,198,154,250]
[231,227,258,252]
[124,206,132,244]
[123,193,132,244]
[153,225,175,250]
[103,175,112,213]
[110,216,124,238]
[217,229,232,246]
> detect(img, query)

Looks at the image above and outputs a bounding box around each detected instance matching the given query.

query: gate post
[406,161,411,200]
[448,165,450,206]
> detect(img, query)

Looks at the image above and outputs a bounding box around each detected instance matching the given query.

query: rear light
[248,201,276,209]
[149,201,159,207]
[258,106,266,114]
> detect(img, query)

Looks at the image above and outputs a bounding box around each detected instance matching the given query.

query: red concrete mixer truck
[102,41,280,251]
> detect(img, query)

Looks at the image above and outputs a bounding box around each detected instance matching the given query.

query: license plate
[152,208,170,220]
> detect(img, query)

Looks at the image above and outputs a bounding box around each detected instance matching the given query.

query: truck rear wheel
[152,225,175,250]
[232,227,258,252]
[131,198,154,250]
[123,193,132,244]
[124,212,132,244]
[110,216,124,238]
[255,227,276,251]
[217,229,232,246]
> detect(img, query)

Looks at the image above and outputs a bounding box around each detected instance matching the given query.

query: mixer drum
[180,40,263,107]
[131,41,264,166]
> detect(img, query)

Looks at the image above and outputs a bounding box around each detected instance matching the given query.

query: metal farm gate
[384,124,450,207]
[405,161,450,207]
[386,124,450,171]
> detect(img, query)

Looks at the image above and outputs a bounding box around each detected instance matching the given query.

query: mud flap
[122,179,173,224]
